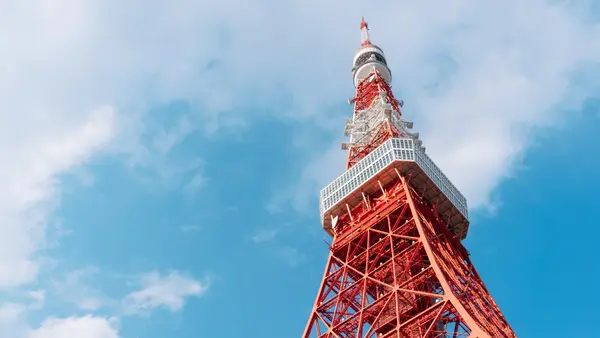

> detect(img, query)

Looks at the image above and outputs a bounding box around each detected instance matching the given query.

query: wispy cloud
[267,141,346,214]
[78,299,104,312]
[251,228,281,244]
[16,267,209,335]
[122,271,208,316]
[250,224,305,267]
[52,267,115,312]
[276,246,306,268]
[250,222,296,244]
[183,171,207,194]
[122,108,206,192]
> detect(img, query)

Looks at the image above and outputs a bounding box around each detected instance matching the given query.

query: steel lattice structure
[303,18,515,338]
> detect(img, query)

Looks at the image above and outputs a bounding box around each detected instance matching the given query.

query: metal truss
[303,175,515,338]
[346,71,405,169]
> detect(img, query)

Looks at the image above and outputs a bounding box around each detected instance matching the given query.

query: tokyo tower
[303,18,516,338]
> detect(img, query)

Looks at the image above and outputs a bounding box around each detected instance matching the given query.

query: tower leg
[303,175,515,338]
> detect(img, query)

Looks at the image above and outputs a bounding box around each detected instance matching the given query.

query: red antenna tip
[360,16,371,46]
[360,16,368,30]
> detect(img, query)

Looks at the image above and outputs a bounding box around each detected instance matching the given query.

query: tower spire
[360,16,371,46]
[348,19,402,168]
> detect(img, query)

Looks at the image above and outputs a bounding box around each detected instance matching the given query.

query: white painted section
[353,63,391,87]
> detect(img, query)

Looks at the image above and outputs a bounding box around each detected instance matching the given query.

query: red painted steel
[346,72,403,169]
[303,175,516,337]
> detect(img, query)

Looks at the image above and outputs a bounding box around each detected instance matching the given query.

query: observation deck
[352,44,391,86]
[319,138,469,240]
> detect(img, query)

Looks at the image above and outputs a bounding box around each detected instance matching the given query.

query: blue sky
[1,0,600,337]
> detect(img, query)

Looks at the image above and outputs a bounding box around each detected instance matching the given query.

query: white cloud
[29,316,119,338]
[400,0,599,208]
[251,228,281,243]
[0,105,115,288]
[0,269,203,337]
[250,222,297,244]
[123,271,207,315]
[183,170,208,194]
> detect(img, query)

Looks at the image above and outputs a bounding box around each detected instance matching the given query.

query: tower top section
[352,17,392,87]
[321,17,470,240]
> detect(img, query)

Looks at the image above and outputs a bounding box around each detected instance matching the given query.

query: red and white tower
[303,18,516,338]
